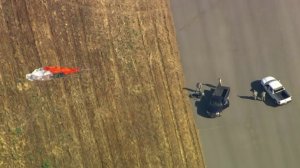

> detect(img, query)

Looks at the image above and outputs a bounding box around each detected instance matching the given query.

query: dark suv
[206,85,230,118]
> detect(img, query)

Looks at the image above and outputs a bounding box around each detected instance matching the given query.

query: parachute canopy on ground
[26,66,80,81]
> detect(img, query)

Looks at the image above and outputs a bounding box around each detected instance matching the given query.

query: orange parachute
[26,66,80,81]
[43,66,80,75]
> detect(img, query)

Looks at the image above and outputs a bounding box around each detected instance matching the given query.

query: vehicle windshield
[274,87,284,93]
[208,97,223,113]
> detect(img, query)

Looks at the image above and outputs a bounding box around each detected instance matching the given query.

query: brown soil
[0,0,205,167]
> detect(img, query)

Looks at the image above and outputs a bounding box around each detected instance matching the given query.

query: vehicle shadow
[238,95,255,100]
[264,94,278,107]
[184,83,221,118]
[183,87,198,92]
[183,88,201,99]
[194,89,214,118]
[238,94,277,107]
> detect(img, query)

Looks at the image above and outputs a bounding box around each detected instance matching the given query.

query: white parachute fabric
[26,68,53,81]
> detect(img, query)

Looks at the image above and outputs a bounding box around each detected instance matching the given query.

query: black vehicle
[206,84,230,118]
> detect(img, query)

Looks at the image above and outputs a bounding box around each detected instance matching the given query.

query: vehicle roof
[261,76,283,89]
[261,76,275,84]
[268,80,283,90]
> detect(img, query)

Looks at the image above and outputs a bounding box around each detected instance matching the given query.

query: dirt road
[0,0,204,167]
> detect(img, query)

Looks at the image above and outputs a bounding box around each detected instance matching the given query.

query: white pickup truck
[261,76,292,105]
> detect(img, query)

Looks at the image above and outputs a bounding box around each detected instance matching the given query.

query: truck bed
[213,86,230,98]
[274,90,290,101]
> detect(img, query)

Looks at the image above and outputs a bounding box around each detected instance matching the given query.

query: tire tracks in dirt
[101,1,136,167]
[31,1,86,166]
[0,1,51,166]
[151,10,188,168]
[136,13,165,166]
[136,14,174,168]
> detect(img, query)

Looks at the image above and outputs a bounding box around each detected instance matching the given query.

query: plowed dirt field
[0,0,205,167]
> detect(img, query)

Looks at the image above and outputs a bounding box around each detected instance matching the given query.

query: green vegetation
[41,159,52,168]
[15,127,22,136]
